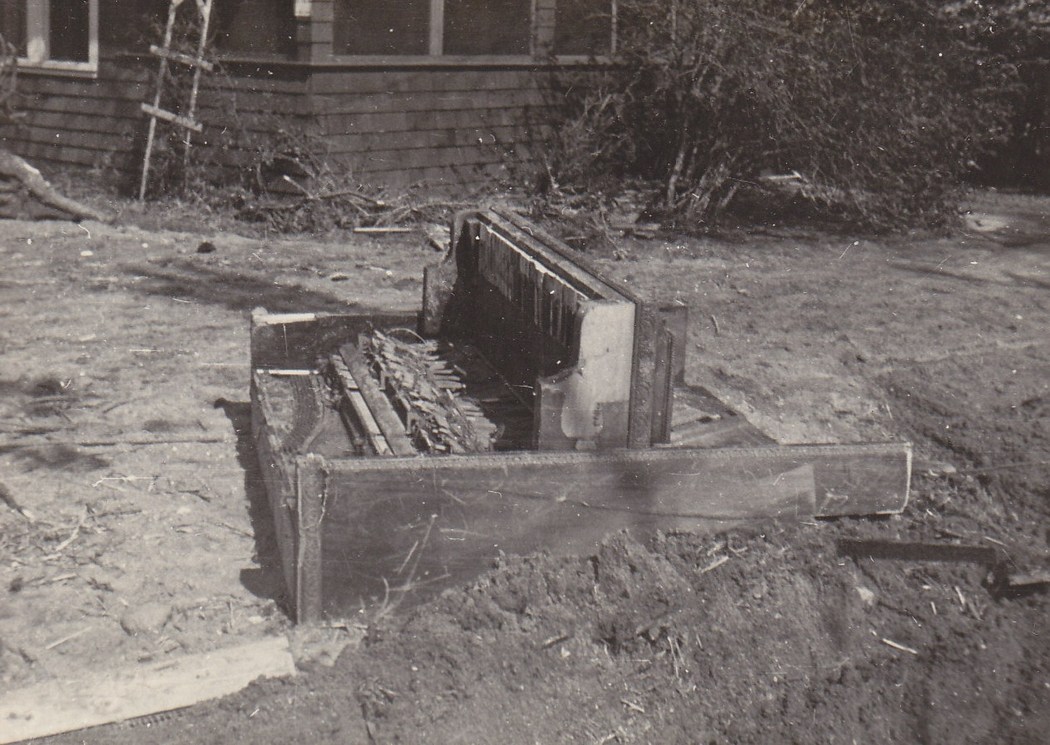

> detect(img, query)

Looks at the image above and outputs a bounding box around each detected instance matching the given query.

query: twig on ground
[50,509,89,555]
[30,573,77,586]
[539,633,573,649]
[217,522,254,539]
[700,555,729,573]
[880,638,919,655]
[620,699,646,714]
[45,627,91,650]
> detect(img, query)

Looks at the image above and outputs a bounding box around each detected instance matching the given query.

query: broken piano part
[250,209,912,622]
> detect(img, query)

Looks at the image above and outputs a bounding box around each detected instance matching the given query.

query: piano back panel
[442,211,646,450]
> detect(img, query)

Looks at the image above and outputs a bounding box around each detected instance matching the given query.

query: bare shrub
[0,32,20,126]
[541,0,1019,231]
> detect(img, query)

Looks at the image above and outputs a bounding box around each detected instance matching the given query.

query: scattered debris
[235,179,470,234]
[359,329,482,454]
[1005,570,1050,590]
[700,555,729,574]
[880,638,919,655]
[855,585,876,605]
[539,633,574,650]
[120,602,173,636]
[41,509,89,559]
[0,482,34,521]
[423,223,450,252]
[352,226,414,234]
[915,460,957,477]
[620,699,646,714]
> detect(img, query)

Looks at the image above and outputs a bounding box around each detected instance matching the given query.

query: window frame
[14,0,100,77]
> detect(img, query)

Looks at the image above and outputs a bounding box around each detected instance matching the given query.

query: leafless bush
[0,32,20,126]
[539,0,1019,231]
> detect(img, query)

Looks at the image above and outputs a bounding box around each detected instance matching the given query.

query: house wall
[1,57,309,178]
[0,0,587,187]
[308,64,557,185]
[2,61,149,171]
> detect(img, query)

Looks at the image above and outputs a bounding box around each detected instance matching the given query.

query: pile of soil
[55,516,1048,744]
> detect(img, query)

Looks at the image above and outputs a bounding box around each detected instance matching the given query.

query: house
[0,1,612,186]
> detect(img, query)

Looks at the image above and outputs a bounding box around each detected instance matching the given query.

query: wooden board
[0,636,296,744]
[303,442,910,618]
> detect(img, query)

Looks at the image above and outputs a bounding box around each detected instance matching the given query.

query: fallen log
[0,149,109,222]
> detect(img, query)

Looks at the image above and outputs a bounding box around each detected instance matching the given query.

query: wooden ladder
[138,0,215,200]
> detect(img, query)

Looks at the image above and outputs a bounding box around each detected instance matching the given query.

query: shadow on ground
[121,260,373,314]
[214,397,289,613]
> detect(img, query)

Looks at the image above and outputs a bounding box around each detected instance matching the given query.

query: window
[0,0,99,72]
[334,0,430,56]
[443,0,531,56]
[212,0,297,57]
[554,0,613,56]
[333,0,531,57]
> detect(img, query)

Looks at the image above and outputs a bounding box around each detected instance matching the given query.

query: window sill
[15,60,98,79]
[318,54,611,69]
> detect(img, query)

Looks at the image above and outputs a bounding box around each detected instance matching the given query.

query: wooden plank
[329,353,394,456]
[477,210,634,301]
[149,43,215,71]
[308,67,545,95]
[314,88,553,116]
[0,142,102,169]
[24,109,141,132]
[17,96,143,118]
[141,103,204,133]
[14,119,134,148]
[250,310,418,370]
[627,302,660,448]
[320,123,531,154]
[250,382,299,600]
[649,313,675,445]
[837,539,998,565]
[0,636,296,744]
[323,443,910,517]
[338,345,416,456]
[295,454,326,623]
[312,442,911,613]
[320,105,552,134]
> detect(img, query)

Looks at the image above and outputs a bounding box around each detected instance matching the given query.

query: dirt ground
[1,188,1048,744]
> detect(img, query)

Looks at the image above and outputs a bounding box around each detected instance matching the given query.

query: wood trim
[26,3,48,62]
[429,0,445,56]
[18,0,99,74]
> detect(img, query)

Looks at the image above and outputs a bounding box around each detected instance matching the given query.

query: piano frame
[250,210,912,622]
